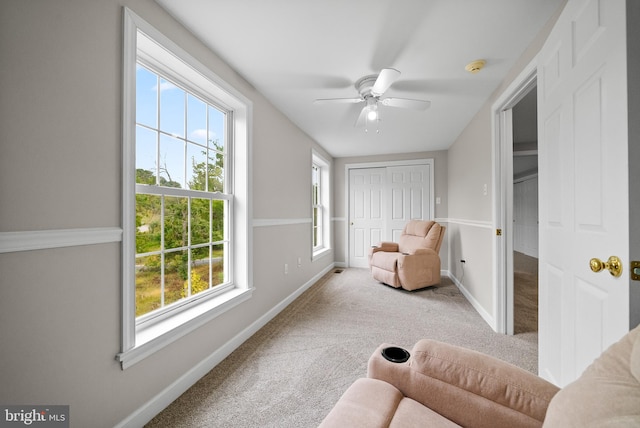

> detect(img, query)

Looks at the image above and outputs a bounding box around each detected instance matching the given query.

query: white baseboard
[445,270,496,331]
[115,263,336,428]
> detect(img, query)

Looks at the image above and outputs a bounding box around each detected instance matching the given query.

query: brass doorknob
[589,256,623,277]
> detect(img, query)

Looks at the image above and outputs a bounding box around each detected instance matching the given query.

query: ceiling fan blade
[380,97,431,111]
[314,97,363,104]
[371,68,401,96]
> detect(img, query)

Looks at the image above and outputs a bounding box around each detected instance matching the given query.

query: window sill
[116,287,253,369]
[312,247,331,261]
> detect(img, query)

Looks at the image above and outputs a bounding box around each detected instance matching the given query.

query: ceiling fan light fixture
[315,68,431,128]
[465,59,486,74]
[365,97,378,121]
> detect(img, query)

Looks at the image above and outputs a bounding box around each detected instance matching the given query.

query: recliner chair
[319,325,640,427]
[368,220,445,291]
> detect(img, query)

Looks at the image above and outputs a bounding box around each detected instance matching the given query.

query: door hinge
[632,261,640,281]
[496,228,502,236]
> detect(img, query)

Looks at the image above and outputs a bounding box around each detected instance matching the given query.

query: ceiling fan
[314,68,431,126]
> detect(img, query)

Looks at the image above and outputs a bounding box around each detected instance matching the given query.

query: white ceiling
[155,0,564,158]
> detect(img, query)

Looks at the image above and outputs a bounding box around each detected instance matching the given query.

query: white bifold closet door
[349,164,431,268]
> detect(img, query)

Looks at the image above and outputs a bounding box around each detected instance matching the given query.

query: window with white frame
[134,63,230,318]
[312,163,322,249]
[312,152,331,259]
[119,9,252,369]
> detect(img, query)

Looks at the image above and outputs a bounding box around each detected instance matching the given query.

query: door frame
[492,59,538,335]
[344,158,434,267]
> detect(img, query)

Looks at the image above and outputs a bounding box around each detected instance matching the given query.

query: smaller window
[312,152,331,259]
[312,164,322,249]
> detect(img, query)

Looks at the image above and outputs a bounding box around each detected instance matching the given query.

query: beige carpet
[146,268,537,428]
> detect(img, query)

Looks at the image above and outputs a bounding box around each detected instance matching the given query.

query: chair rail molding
[439,218,493,229]
[0,227,123,253]
[252,218,311,227]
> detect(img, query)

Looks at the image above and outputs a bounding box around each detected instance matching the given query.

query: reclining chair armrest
[369,242,399,254]
[369,243,399,270]
[368,341,559,428]
[411,248,436,256]
[398,248,438,266]
[396,249,440,290]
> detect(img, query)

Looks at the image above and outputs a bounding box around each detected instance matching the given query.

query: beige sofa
[369,220,445,291]
[319,325,640,427]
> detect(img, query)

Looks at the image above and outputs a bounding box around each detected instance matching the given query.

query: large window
[312,151,331,259]
[119,9,252,369]
[134,64,229,319]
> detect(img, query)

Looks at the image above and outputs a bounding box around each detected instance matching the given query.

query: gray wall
[446,101,496,313]
[446,5,563,320]
[0,1,333,426]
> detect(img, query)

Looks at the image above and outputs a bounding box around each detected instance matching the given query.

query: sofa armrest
[368,340,559,428]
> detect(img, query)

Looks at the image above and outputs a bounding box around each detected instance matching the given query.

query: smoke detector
[465,59,486,74]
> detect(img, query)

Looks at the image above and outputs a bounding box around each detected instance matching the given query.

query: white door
[386,165,432,242]
[349,168,385,268]
[348,163,434,268]
[538,0,629,386]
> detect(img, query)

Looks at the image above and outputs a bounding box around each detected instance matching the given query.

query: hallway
[514,251,538,334]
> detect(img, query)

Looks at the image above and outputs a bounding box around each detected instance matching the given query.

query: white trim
[116,287,253,369]
[447,271,496,330]
[443,218,493,229]
[135,184,233,200]
[491,55,538,335]
[312,150,332,260]
[252,218,311,227]
[344,158,433,169]
[122,6,138,354]
[312,247,332,261]
[441,218,495,324]
[114,263,334,428]
[0,227,122,253]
